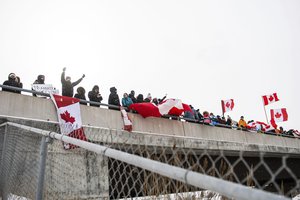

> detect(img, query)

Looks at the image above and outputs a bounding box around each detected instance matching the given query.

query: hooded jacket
[61,71,83,97]
[108,87,120,110]
[88,85,103,107]
[2,73,20,93]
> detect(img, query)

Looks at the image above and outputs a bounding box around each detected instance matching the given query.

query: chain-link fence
[0,124,42,200]
[0,120,299,199]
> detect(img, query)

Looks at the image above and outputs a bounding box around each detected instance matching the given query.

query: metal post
[35,136,49,200]
[262,97,269,124]
[0,124,9,198]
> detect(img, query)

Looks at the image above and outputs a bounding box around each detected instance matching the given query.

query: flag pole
[262,97,269,124]
[221,100,224,117]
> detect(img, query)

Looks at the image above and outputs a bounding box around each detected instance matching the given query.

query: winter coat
[88,91,103,107]
[61,71,83,97]
[136,94,144,103]
[2,77,20,93]
[108,87,120,110]
[122,97,133,107]
[32,76,45,96]
[238,119,247,128]
[128,93,137,103]
[74,93,87,105]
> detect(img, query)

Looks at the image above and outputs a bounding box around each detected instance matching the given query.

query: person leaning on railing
[122,93,133,108]
[74,87,87,105]
[108,86,120,110]
[238,116,247,129]
[32,75,45,97]
[88,85,103,107]
[2,73,21,93]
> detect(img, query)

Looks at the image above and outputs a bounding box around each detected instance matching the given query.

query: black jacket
[74,93,87,105]
[128,93,137,103]
[108,87,120,110]
[61,71,83,97]
[88,91,103,107]
[136,94,144,103]
[2,78,20,93]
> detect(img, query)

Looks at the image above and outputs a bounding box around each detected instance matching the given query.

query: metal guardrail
[0,84,118,109]
[0,84,297,139]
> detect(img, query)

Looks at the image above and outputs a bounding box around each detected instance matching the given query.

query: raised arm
[71,74,85,87]
[61,68,66,84]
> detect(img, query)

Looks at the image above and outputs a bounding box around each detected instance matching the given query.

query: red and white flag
[221,99,234,113]
[246,121,273,132]
[158,99,184,115]
[51,94,87,149]
[120,107,132,132]
[262,93,279,106]
[129,99,190,118]
[270,108,288,122]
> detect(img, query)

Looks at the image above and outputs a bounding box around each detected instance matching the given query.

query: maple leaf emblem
[275,112,282,118]
[60,111,75,124]
[226,102,231,108]
[269,95,274,102]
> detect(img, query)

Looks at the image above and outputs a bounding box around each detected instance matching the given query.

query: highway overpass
[0,91,299,199]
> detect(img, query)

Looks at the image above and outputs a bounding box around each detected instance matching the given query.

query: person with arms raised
[61,67,85,97]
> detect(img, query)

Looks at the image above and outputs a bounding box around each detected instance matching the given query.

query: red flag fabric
[270,108,288,122]
[159,99,183,115]
[51,94,87,149]
[221,99,234,113]
[129,103,161,118]
[120,107,133,132]
[270,118,278,129]
[129,99,188,118]
[182,103,193,113]
[262,93,279,106]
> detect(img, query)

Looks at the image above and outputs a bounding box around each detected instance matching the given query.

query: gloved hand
[63,67,66,72]
[82,74,85,78]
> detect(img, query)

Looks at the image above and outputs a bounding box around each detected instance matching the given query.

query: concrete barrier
[1,91,300,154]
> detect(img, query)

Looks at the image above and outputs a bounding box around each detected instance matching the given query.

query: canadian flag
[129,99,191,118]
[221,99,234,113]
[262,93,279,106]
[270,108,288,122]
[51,94,87,149]
[159,99,187,115]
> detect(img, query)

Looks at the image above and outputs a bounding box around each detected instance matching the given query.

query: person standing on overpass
[61,67,85,97]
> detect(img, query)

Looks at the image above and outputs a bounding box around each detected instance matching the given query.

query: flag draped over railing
[120,107,133,132]
[129,99,191,118]
[51,94,87,149]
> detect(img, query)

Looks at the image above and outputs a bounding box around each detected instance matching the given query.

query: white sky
[0,0,299,130]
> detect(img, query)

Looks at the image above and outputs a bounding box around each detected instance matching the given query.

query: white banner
[32,84,59,96]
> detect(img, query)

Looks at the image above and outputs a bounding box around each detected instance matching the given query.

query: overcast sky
[0,0,299,130]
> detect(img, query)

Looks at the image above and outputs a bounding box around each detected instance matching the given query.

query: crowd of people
[1,68,298,138]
